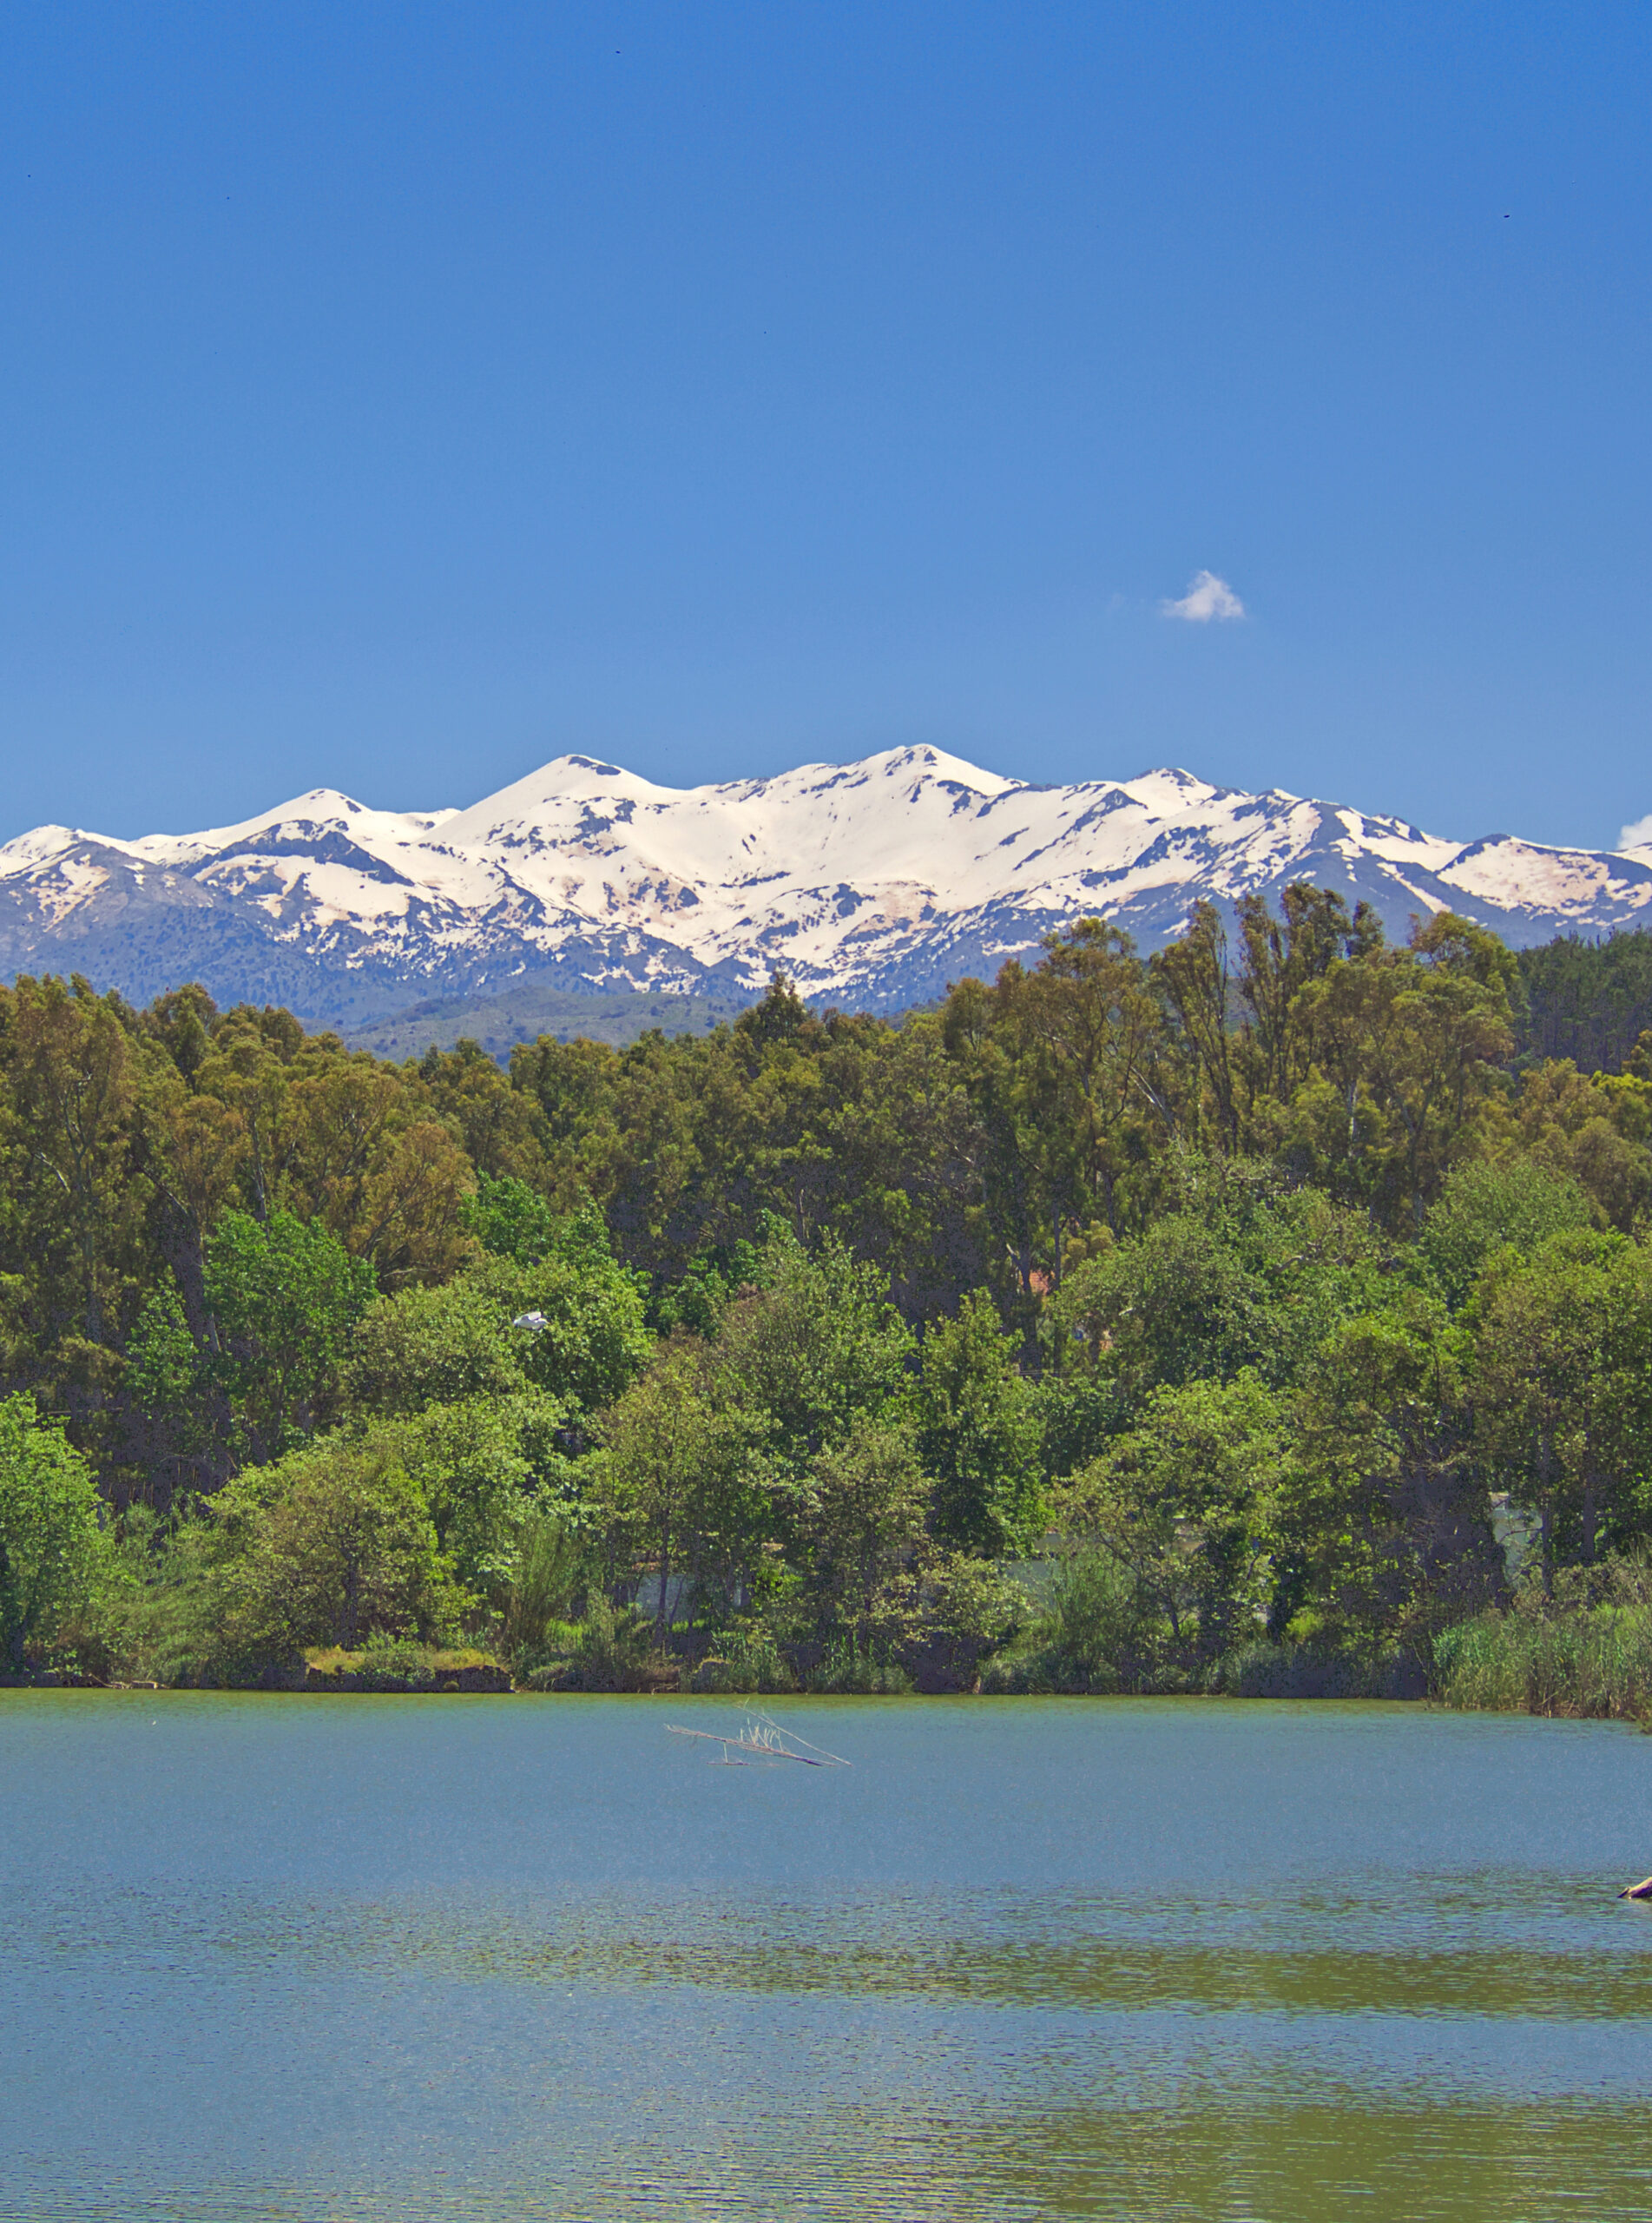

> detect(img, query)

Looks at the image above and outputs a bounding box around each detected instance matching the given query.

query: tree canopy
[3,897,1652,1692]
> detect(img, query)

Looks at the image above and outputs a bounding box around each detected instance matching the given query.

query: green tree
[414,1039,551,1184]
[508,1035,622,1210]
[917,1290,1043,1554]
[220,1435,455,1652]
[386,1393,573,1594]
[792,1415,930,1658]
[1068,1372,1280,1666]
[1279,1295,1496,1650]
[595,1337,768,1641]
[1008,917,1165,1241]
[1516,927,1652,1073]
[125,1271,203,1420]
[1470,1234,1652,1575]
[500,1508,585,1664]
[1151,899,1241,1152]
[1234,885,1385,1115]
[345,1276,526,1418]
[121,1270,214,1504]
[1293,914,1517,1226]
[0,1394,114,1668]
[1510,1059,1652,1234]
[714,1230,914,1470]
[205,1209,377,1457]
[654,1238,765,1337]
[1051,1212,1268,1402]
[1420,1158,1593,1308]
[343,1222,648,1431]
[472,1230,651,1418]
[462,1171,556,1264]
[0,973,168,1352]
[941,919,1168,1308]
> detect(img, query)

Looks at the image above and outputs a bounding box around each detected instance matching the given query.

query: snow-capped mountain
[3,746,1650,1030]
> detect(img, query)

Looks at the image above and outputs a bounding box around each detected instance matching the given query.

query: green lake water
[3,1693,1652,2221]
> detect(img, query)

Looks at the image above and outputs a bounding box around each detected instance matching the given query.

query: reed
[1432,1600,1652,1720]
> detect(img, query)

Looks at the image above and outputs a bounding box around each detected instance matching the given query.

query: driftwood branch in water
[666,1710,850,1769]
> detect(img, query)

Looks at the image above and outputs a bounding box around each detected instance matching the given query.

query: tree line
[4,894,1652,1695]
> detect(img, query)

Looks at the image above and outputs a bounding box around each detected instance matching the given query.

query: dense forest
[5,894,1652,1705]
[1514,927,1652,1075]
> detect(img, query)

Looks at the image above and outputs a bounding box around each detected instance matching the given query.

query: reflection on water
[4,1693,1652,2220]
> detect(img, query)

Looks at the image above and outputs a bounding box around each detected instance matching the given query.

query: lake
[3,1693,1652,2220]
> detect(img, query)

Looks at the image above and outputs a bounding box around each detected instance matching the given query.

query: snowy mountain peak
[1,747,1647,1031]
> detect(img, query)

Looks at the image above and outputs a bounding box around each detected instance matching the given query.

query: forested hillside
[5,889,1652,1699]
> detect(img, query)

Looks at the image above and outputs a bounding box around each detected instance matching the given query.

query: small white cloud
[1162,569,1246,623]
[1619,815,1652,849]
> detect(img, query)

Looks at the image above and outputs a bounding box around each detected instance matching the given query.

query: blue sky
[3,3,1649,849]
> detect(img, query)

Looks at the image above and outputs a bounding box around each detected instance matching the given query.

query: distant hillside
[345,982,746,1061]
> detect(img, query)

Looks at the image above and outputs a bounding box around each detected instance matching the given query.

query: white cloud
[1161,569,1246,623]
[1619,815,1652,849]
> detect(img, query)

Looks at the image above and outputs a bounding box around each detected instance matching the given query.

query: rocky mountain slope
[3,746,1649,1030]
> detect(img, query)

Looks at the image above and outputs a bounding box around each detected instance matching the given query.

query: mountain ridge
[3,745,1649,1031]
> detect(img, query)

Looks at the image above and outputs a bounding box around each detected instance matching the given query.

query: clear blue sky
[3,3,1649,850]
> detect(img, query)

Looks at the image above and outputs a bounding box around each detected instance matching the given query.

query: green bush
[560,1595,670,1692]
[211,1434,460,1659]
[89,1503,221,1686]
[501,1513,584,1667]
[317,1634,439,1690]
[1043,1545,1155,1681]
[693,1626,799,1694]
[1207,1640,1418,1699]
[981,1547,1190,1692]
[804,1639,912,1694]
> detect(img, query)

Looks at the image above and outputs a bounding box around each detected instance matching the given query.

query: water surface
[3,1693,1651,2220]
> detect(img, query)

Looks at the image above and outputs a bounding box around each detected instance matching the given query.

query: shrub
[1207,1640,1421,1699]
[560,1595,673,1692]
[981,1546,1173,1692]
[804,1640,912,1694]
[501,1514,584,1666]
[1043,1545,1156,1680]
[902,1553,1027,1691]
[220,1435,459,1655]
[691,1624,798,1694]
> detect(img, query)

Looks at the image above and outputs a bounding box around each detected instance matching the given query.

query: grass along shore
[1432,1573,1652,1723]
